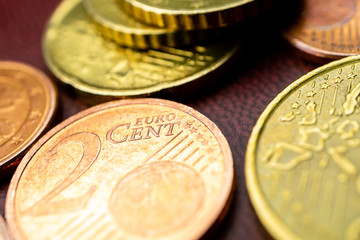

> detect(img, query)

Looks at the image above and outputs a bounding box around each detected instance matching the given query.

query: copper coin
[284,0,360,60]
[0,216,9,240]
[0,215,9,240]
[0,61,57,173]
[6,98,234,240]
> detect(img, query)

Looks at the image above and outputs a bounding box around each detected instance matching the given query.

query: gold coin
[43,0,239,101]
[284,0,360,60]
[82,0,211,49]
[6,98,234,240]
[0,61,57,175]
[122,0,273,30]
[246,55,360,239]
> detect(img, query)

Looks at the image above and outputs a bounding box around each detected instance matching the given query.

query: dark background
[0,0,320,239]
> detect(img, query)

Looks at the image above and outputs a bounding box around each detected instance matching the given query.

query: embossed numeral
[23,132,101,216]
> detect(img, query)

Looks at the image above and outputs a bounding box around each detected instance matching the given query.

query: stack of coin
[82,0,212,49]
[43,0,282,102]
[120,0,273,30]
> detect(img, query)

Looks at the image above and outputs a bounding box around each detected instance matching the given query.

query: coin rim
[123,0,253,15]
[83,0,172,35]
[82,0,197,49]
[245,55,360,240]
[0,61,57,170]
[121,0,257,30]
[6,98,234,240]
[284,32,358,60]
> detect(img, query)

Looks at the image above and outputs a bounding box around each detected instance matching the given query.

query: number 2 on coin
[23,132,101,216]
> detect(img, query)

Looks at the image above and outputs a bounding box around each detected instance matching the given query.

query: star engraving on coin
[334,77,344,84]
[190,127,198,133]
[291,102,301,109]
[10,136,24,146]
[347,72,357,79]
[29,111,42,121]
[306,90,316,97]
[320,82,330,89]
[184,120,193,129]
[29,87,43,97]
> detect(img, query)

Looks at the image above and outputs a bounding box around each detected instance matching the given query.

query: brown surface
[0,0,319,239]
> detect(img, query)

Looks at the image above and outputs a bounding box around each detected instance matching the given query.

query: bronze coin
[0,61,57,173]
[284,0,360,60]
[6,98,234,240]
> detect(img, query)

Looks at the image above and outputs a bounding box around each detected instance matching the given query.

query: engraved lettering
[129,127,143,141]
[145,116,154,124]
[131,113,176,126]
[135,118,143,126]
[106,123,131,143]
[155,115,165,123]
[164,122,181,136]
[106,114,180,143]
[143,124,163,139]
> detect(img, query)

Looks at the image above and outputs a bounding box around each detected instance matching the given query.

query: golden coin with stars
[246,55,360,239]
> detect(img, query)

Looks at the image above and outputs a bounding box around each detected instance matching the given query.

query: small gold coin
[0,61,57,174]
[246,55,360,239]
[82,0,211,49]
[6,98,234,240]
[284,0,360,60]
[43,0,239,101]
[122,0,272,30]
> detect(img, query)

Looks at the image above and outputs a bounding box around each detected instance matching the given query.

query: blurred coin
[246,55,360,239]
[0,61,57,175]
[83,0,213,49]
[122,0,275,30]
[6,98,234,240]
[284,0,360,60]
[0,215,9,240]
[43,0,239,102]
